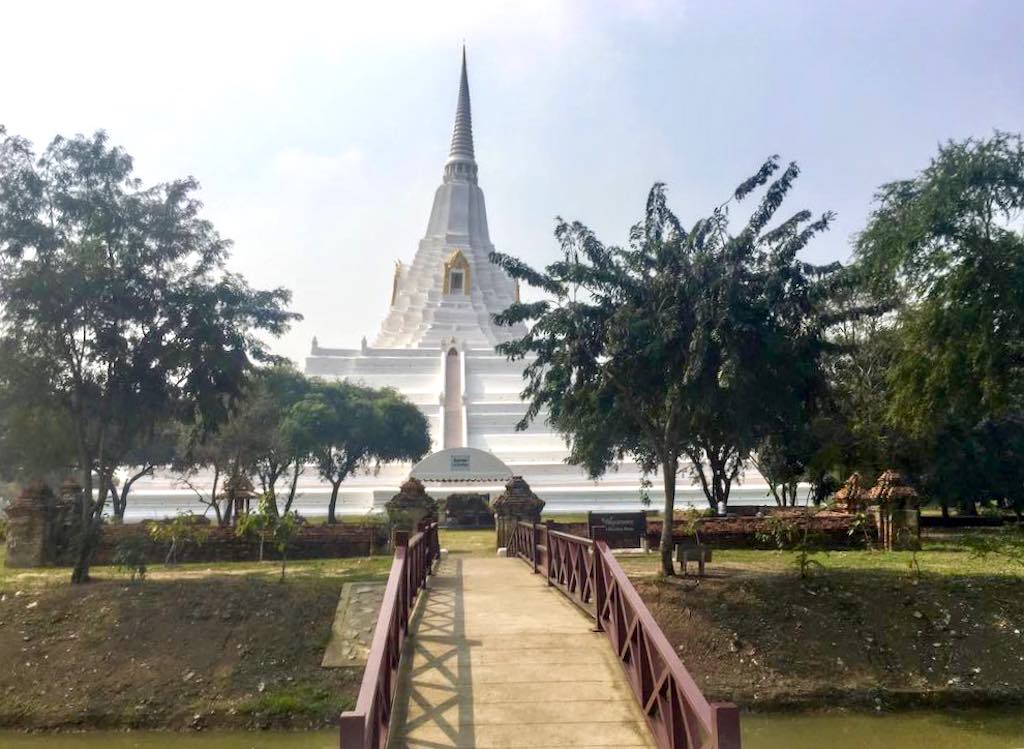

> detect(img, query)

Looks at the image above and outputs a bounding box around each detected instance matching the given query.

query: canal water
[1,711,1022,748]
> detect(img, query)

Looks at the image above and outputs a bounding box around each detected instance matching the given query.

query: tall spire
[445,45,477,183]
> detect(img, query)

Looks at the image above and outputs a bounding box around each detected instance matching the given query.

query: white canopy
[410,447,513,483]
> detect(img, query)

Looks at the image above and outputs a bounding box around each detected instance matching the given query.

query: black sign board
[588,511,647,548]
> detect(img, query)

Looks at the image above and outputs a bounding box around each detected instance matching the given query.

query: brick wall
[93,522,388,565]
[646,511,873,550]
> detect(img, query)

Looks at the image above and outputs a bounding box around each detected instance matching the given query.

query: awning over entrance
[410,447,514,483]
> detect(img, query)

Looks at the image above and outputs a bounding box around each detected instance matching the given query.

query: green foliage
[847,510,874,549]
[240,683,334,720]
[492,161,838,574]
[147,511,210,565]
[235,494,301,580]
[236,495,275,562]
[754,513,828,578]
[676,507,703,544]
[228,365,312,515]
[0,127,300,583]
[271,510,300,581]
[856,132,1024,434]
[962,526,1024,569]
[112,536,148,582]
[286,381,429,522]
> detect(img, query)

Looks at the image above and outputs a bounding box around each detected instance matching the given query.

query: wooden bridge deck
[387,556,656,748]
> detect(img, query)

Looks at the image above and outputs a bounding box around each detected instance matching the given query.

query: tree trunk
[71,464,108,584]
[941,501,950,520]
[328,480,342,524]
[280,551,287,582]
[71,522,99,584]
[283,463,301,514]
[659,454,678,576]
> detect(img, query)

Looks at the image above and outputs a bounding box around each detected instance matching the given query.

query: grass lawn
[0,545,392,592]
[617,530,1024,578]
[439,528,495,555]
[0,545,395,731]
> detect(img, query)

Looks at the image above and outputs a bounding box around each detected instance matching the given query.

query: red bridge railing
[339,522,439,749]
[508,521,741,749]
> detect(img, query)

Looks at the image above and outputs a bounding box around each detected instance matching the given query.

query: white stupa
[122,49,774,520]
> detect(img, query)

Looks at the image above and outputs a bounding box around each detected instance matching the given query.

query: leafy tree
[0,127,298,582]
[287,382,431,523]
[753,425,816,507]
[112,536,148,582]
[109,418,181,521]
[0,386,77,488]
[856,132,1024,437]
[227,365,311,515]
[491,158,837,574]
[271,510,300,581]
[236,495,274,562]
[854,132,1024,514]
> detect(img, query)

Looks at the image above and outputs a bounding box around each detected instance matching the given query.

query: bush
[148,511,209,564]
[112,536,148,582]
[755,512,828,578]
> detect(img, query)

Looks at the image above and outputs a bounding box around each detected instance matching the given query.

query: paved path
[388,556,656,748]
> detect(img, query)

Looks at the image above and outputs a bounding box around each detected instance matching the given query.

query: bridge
[338,523,742,749]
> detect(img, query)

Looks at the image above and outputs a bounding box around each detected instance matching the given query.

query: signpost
[587,511,647,549]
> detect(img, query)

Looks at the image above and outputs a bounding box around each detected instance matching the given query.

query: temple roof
[447,46,475,165]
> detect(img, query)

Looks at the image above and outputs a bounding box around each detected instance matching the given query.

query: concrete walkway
[388,556,656,748]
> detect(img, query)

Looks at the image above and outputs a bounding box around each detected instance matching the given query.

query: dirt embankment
[0,576,358,730]
[637,569,1024,711]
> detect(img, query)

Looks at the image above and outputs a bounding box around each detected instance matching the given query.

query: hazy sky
[2,1,1022,364]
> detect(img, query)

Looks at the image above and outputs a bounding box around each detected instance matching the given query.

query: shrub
[755,512,828,578]
[112,536,148,582]
[148,511,209,565]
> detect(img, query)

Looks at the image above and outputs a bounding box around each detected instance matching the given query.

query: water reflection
[0,732,337,749]
[744,710,1024,749]
[1,710,1023,748]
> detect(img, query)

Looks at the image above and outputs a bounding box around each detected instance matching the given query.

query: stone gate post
[4,482,55,568]
[490,476,544,550]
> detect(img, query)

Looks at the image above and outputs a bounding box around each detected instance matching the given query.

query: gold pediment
[443,250,471,294]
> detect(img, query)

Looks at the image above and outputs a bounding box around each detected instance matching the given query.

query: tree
[236,494,274,562]
[491,158,837,574]
[288,382,431,523]
[271,510,300,581]
[228,364,311,516]
[855,132,1024,513]
[109,418,181,521]
[856,132,1024,435]
[0,128,299,582]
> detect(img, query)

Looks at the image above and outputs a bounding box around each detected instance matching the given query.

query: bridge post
[591,526,607,632]
[395,531,410,632]
[710,702,742,749]
[338,712,365,749]
[530,522,538,573]
[544,520,555,586]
